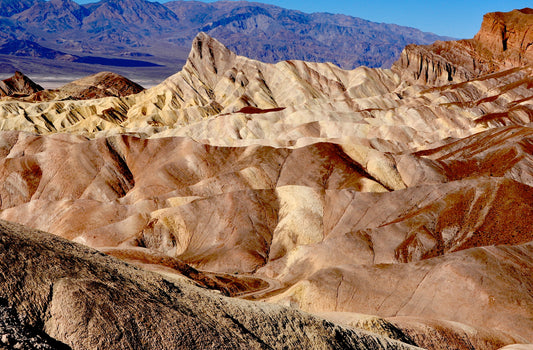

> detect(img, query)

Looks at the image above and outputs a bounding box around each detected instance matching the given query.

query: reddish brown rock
[0,71,43,97]
[57,71,145,100]
[16,71,145,102]
[474,9,533,68]
[393,8,533,85]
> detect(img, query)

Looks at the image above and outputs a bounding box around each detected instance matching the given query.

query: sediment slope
[0,219,421,349]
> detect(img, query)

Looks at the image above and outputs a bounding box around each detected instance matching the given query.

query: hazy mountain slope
[13,0,90,31]
[0,39,77,61]
[0,0,451,80]
[0,0,41,17]
[165,0,450,69]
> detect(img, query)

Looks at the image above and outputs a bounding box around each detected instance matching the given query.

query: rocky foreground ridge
[0,220,422,349]
[0,8,532,350]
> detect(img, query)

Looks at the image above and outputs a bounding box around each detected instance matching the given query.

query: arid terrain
[0,6,531,350]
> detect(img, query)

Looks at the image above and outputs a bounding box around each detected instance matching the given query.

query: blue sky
[75,0,532,39]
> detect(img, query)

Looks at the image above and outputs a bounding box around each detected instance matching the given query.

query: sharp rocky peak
[188,32,236,71]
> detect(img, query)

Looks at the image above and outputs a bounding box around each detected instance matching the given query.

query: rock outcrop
[3,71,145,103]
[25,71,145,102]
[59,71,145,99]
[392,8,533,85]
[0,71,43,98]
[474,9,533,68]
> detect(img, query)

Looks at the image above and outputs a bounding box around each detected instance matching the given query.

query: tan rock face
[0,220,421,349]
[474,9,533,68]
[0,127,531,347]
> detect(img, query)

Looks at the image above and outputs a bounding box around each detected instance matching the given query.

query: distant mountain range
[0,0,453,81]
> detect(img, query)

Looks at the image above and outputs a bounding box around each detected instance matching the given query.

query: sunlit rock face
[0,8,532,350]
[392,8,533,85]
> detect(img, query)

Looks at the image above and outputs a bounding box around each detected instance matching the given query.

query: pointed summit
[186,32,237,83]
[189,33,235,66]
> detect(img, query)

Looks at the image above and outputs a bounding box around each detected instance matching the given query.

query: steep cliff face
[392,42,476,85]
[393,8,533,85]
[473,8,533,68]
